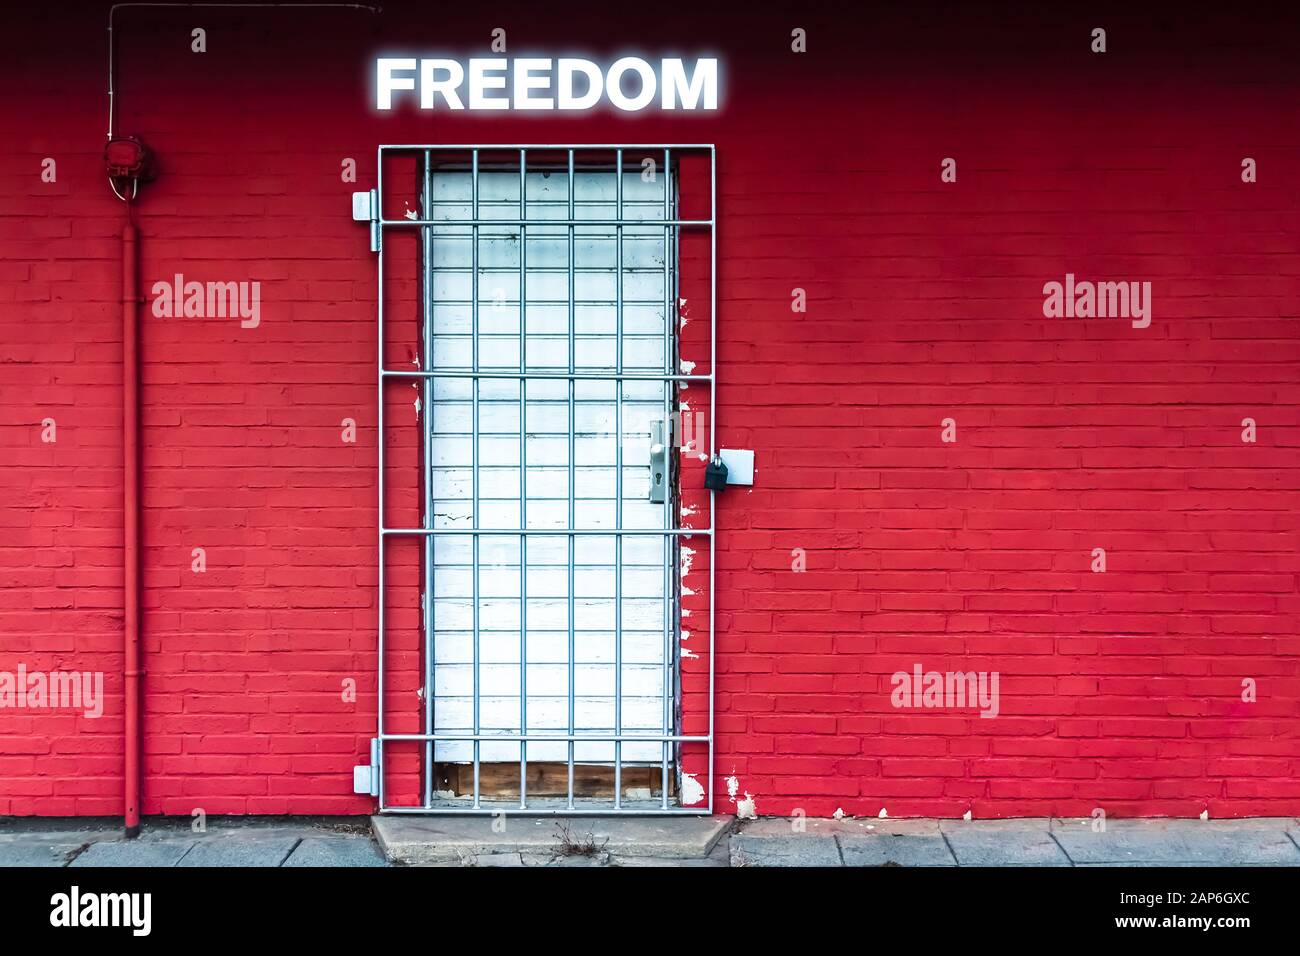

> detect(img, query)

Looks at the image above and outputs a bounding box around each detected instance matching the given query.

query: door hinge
[353,738,380,796]
[352,189,379,253]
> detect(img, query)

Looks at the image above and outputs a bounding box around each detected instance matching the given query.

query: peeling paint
[680,771,705,805]
[678,401,698,452]
[832,807,846,820]
[725,774,757,818]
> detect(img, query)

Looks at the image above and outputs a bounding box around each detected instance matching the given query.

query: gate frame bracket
[352,189,379,252]
[353,738,380,797]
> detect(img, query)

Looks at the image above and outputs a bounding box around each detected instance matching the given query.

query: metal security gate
[362,145,716,814]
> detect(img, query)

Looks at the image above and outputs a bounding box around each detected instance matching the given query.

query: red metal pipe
[122,216,141,838]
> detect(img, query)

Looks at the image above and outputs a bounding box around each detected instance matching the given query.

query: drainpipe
[122,206,142,839]
[106,0,381,840]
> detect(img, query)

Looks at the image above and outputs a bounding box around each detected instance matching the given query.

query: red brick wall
[2,1,1298,818]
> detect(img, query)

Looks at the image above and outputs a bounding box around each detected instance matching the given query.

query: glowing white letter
[469,59,510,110]
[558,58,603,110]
[513,58,554,110]
[661,58,717,109]
[606,57,656,111]
[377,58,416,110]
[420,59,465,109]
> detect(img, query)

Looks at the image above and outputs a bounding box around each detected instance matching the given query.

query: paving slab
[0,820,120,842]
[938,820,1071,867]
[69,840,196,868]
[618,832,732,867]
[838,833,957,867]
[1075,861,1209,867]
[615,853,730,867]
[730,834,842,867]
[283,836,387,868]
[732,817,957,867]
[1051,818,1300,866]
[468,852,527,867]
[546,851,613,866]
[1174,829,1300,866]
[372,814,730,864]
[0,840,82,867]
[838,819,944,836]
[178,836,300,867]
[739,817,942,837]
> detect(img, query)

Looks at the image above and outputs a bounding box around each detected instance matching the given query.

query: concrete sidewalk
[728,817,1300,867]
[4,815,1299,867]
[0,817,386,868]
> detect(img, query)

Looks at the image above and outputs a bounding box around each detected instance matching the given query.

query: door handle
[649,420,668,503]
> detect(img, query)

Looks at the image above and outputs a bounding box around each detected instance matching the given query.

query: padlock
[704,454,729,491]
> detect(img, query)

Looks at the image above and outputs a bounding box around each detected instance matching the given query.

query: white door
[424,157,678,799]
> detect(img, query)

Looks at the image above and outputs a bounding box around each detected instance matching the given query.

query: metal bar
[707,146,717,814]
[383,527,710,537]
[613,148,623,810]
[566,148,576,811]
[420,150,434,809]
[380,218,712,227]
[375,143,716,816]
[382,733,709,743]
[380,143,717,150]
[379,811,712,816]
[518,148,528,809]
[375,147,386,811]
[471,148,482,810]
[661,148,672,810]
[381,370,711,382]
